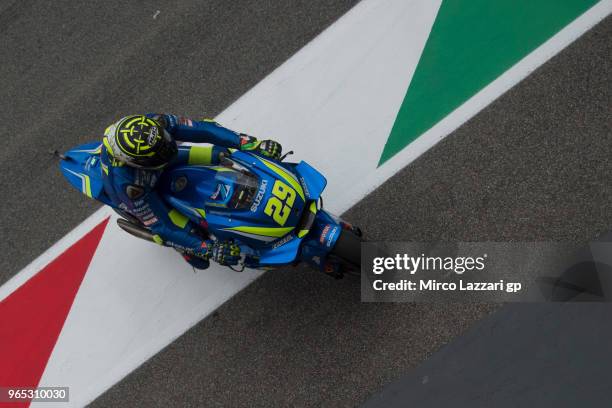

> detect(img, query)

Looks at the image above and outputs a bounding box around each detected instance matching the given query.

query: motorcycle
[58,142,362,277]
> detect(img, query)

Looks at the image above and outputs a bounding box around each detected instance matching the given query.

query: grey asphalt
[363,304,612,408]
[1,1,610,407]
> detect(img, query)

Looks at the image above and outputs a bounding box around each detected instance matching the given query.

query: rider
[100,113,282,270]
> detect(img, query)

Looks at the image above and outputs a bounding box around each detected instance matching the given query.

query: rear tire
[330,229,362,269]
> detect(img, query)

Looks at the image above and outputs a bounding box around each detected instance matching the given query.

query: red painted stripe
[0,218,109,407]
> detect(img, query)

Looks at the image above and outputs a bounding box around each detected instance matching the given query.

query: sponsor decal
[141,212,156,221]
[211,184,222,200]
[134,209,154,219]
[85,156,98,171]
[320,225,331,245]
[125,185,144,199]
[146,126,159,145]
[143,217,158,226]
[272,233,294,249]
[130,201,157,223]
[312,256,321,265]
[299,176,310,198]
[222,184,231,199]
[211,184,231,200]
[326,226,339,248]
[250,179,268,212]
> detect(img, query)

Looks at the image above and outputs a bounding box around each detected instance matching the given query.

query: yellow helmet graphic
[103,115,177,169]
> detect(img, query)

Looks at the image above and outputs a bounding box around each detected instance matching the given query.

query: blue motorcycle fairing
[158,152,308,251]
[258,233,302,264]
[60,143,346,269]
[59,142,113,207]
[294,161,327,200]
[254,208,342,266]
[292,209,342,268]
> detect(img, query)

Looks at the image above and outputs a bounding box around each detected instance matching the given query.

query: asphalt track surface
[363,304,612,408]
[2,1,611,408]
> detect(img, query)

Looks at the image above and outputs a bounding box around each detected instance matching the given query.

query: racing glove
[239,135,282,160]
[209,240,242,266]
[191,240,212,259]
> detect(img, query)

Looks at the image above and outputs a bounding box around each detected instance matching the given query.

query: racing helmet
[103,115,177,169]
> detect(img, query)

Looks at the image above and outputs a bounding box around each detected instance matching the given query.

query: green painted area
[379,0,598,165]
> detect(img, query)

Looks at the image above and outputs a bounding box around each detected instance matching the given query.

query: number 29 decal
[264,180,296,226]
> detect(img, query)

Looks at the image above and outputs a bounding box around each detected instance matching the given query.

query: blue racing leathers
[100,113,243,267]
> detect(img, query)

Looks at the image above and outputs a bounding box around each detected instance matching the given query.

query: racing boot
[340,220,362,237]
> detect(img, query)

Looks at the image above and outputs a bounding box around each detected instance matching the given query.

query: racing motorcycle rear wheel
[330,229,362,273]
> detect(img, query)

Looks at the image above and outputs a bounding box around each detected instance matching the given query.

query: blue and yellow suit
[100,113,242,268]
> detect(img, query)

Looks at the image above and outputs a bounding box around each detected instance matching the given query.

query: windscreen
[208,160,259,210]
